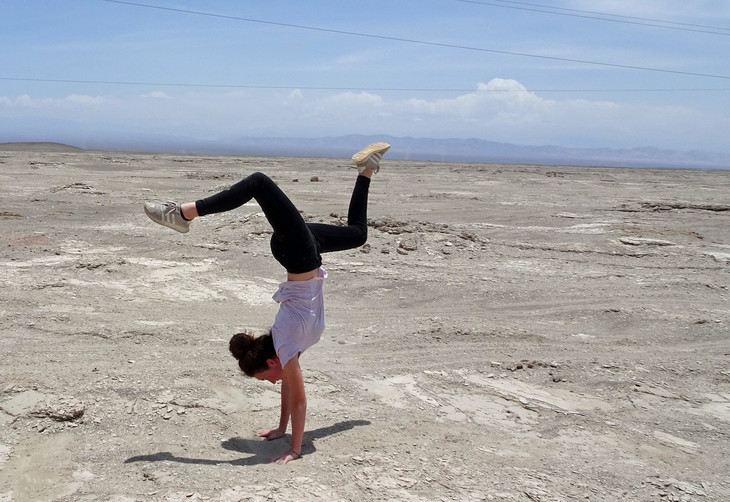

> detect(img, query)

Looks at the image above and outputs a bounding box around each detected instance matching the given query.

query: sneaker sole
[352,142,391,165]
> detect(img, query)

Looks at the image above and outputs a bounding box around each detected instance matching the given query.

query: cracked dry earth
[1,147,729,502]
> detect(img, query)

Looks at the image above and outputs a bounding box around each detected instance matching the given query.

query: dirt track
[1,147,729,501]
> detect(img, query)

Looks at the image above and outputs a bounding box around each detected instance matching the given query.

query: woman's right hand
[257,428,285,440]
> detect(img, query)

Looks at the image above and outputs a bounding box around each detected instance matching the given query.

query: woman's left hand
[271,449,301,464]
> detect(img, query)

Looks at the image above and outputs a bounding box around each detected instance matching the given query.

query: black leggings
[195,172,370,273]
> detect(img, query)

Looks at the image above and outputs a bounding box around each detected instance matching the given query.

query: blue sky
[1,0,729,153]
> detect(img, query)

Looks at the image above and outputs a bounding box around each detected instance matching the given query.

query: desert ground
[0,144,728,502]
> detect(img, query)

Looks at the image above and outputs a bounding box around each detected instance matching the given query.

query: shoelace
[162,201,179,215]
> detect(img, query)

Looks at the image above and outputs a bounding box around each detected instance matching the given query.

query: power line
[455,0,730,35]
[3,76,730,93]
[100,0,730,81]
[492,0,730,32]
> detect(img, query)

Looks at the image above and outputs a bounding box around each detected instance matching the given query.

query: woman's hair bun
[229,332,254,360]
[228,330,275,377]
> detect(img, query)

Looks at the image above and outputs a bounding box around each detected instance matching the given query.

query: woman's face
[254,358,282,383]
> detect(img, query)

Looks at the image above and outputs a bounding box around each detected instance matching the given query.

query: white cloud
[65,94,105,106]
[477,79,527,92]
[0,94,105,110]
[394,79,549,127]
[140,91,169,99]
[323,91,383,107]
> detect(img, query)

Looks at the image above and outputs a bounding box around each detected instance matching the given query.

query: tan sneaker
[352,142,390,174]
[144,201,190,233]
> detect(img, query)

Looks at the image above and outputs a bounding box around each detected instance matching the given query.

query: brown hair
[229,331,276,377]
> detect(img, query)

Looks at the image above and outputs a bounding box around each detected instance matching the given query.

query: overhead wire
[492,0,730,31]
[492,0,730,32]
[455,0,730,35]
[2,76,729,93]
[98,0,730,81]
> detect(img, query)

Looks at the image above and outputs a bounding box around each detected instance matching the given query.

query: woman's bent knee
[353,228,368,248]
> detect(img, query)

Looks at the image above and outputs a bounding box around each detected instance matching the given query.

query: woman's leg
[145,143,389,266]
[304,142,388,254]
[307,174,371,254]
[195,172,321,273]
[195,172,295,223]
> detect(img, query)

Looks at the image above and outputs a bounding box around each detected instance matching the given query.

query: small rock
[399,239,418,251]
[619,237,676,247]
[31,396,85,422]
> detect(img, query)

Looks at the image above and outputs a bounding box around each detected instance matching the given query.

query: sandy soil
[0,147,728,502]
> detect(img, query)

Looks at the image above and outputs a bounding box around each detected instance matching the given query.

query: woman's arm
[271,356,307,464]
[257,379,290,440]
[278,378,291,433]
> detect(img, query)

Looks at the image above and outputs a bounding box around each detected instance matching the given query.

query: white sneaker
[352,142,390,174]
[144,201,190,233]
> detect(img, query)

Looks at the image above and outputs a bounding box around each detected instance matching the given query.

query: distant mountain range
[2,135,729,170]
[0,142,84,153]
[215,135,730,170]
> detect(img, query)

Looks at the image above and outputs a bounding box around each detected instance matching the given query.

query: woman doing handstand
[143,142,390,464]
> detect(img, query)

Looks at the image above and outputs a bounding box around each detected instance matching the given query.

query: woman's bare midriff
[286,268,320,281]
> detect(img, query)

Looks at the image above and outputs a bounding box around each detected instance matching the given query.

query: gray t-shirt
[271,268,327,368]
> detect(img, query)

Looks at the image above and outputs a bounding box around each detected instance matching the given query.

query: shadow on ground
[124,419,370,466]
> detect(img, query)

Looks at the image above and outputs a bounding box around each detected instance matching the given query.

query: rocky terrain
[1,146,728,501]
